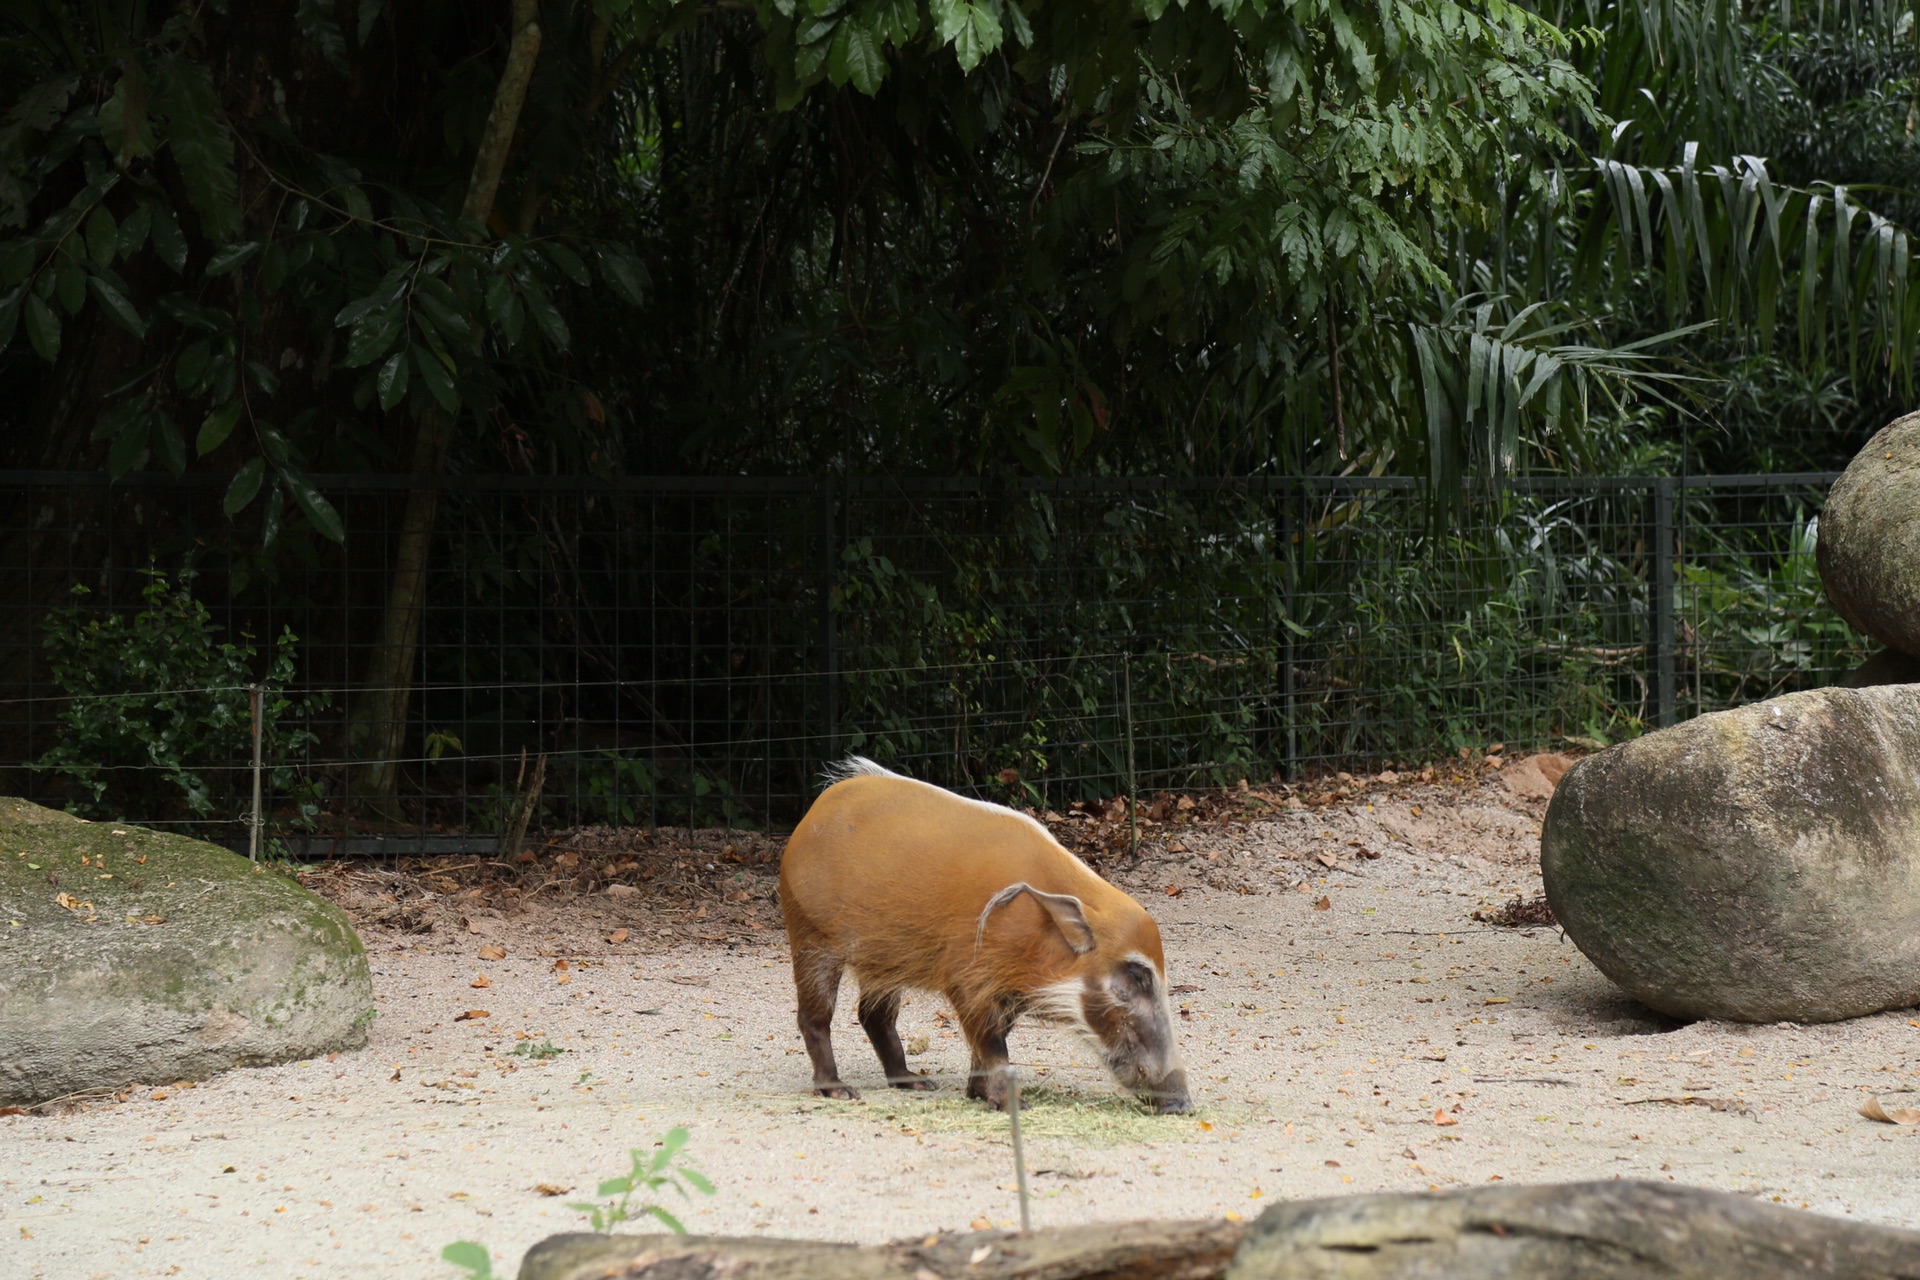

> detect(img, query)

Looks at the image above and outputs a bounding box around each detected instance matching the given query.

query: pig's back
[780,772,1100,952]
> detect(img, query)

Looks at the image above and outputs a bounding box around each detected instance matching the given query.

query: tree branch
[459,0,542,236]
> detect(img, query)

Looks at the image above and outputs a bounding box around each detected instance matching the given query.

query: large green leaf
[86,273,146,336]
[521,281,570,350]
[377,350,410,410]
[413,346,460,411]
[204,241,260,277]
[827,19,886,94]
[224,458,266,516]
[285,468,346,543]
[152,53,241,242]
[148,203,187,273]
[197,401,242,455]
[342,303,405,367]
[296,0,350,71]
[23,291,59,361]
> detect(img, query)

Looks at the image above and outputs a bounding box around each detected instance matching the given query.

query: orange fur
[780,770,1164,1022]
[779,763,1181,1107]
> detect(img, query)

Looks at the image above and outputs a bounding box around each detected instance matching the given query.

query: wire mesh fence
[0,470,1868,852]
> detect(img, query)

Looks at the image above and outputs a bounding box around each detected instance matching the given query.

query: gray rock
[1228,1180,1920,1279]
[0,799,374,1106]
[516,1219,1243,1280]
[1539,686,1920,1022]
[512,1184,1920,1280]
[1840,647,1920,688]
[1818,413,1920,657]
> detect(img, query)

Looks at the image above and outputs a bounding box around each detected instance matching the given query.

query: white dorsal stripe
[819,755,1095,873]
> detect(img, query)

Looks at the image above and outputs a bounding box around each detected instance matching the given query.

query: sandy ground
[6,764,1919,1280]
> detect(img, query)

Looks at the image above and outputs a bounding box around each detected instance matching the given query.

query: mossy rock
[1540,687,1920,1023]
[0,800,373,1106]
[1819,412,1920,658]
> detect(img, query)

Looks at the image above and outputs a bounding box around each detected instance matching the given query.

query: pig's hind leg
[792,943,856,1100]
[857,989,937,1091]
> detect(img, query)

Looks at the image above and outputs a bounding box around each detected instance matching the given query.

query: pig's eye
[1114,960,1156,999]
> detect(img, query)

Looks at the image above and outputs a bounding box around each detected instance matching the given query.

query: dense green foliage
[4,0,1917,499]
[35,569,321,826]
[0,0,1902,827]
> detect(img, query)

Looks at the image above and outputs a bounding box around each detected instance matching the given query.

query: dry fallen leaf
[454,1010,490,1021]
[533,1183,571,1196]
[553,958,569,971]
[477,945,506,961]
[470,975,491,989]
[1860,1097,1920,1125]
[556,972,572,986]
[1313,896,1332,911]
[1165,885,1183,897]
[1432,1109,1458,1127]
[607,929,630,945]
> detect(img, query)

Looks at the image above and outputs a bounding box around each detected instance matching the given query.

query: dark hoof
[814,1083,859,1100]
[889,1074,938,1092]
[1153,1094,1194,1115]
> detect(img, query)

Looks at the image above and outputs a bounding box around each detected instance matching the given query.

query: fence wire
[0,471,1869,851]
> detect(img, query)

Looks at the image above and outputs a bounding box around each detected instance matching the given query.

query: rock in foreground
[1229,1180,1920,1278]
[513,1182,1920,1279]
[0,799,373,1106]
[1818,412,1920,658]
[1540,686,1920,1023]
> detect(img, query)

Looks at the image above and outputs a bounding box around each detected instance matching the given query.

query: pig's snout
[1142,1067,1191,1114]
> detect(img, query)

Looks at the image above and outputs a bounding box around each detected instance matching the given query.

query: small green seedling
[440,1240,498,1280]
[509,1039,565,1060]
[569,1125,714,1234]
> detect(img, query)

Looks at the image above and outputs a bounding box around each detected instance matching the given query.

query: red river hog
[778,757,1190,1112]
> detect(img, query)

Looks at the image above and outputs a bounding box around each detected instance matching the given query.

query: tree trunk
[346,408,452,812]
[516,1218,1244,1280]
[347,0,543,816]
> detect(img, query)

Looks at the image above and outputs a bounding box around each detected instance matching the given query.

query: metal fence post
[1280,481,1299,778]
[1123,651,1138,863]
[248,683,263,862]
[818,477,839,767]
[1652,478,1677,728]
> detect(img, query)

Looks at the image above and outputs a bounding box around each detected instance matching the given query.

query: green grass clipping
[774,1082,1229,1146]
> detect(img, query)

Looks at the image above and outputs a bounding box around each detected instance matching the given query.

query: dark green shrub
[36,569,324,832]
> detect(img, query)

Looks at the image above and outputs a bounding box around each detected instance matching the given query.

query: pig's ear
[975,883,1096,955]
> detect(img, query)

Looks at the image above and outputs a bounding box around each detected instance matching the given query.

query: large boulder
[1818,412,1920,658]
[0,800,373,1106]
[1228,1180,1920,1279]
[1539,686,1920,1023]
[1840,647,1920,689]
